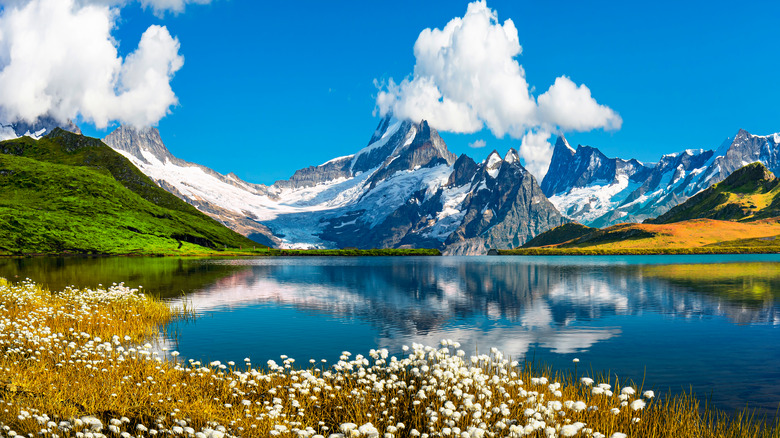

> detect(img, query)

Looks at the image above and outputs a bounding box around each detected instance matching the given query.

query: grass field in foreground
[0,278,777,438]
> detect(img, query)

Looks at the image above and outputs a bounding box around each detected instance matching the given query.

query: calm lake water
[2,255,779,416]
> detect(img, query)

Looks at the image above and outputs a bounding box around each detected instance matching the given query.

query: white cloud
[518,129,553,181]
[375,0,621,179]
[468,139,486,148]
[137,0,211,15]
[1,0,212,15]
[0,0,201,128]
[538,76,622,132]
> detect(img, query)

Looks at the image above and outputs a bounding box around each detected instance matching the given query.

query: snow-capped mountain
[0,115,81,141]
[541,136,652,224]
[104,116,566,254]
[542,129,780,227]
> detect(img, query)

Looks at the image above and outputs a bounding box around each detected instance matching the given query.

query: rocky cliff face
[444,149,567,254]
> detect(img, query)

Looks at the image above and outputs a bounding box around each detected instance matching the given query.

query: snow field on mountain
[549,174,640,225]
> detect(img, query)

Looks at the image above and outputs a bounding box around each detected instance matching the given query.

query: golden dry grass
[540,218,780,251]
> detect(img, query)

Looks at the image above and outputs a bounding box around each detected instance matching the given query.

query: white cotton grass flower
[610,433,627,438]
[559,422,585,437]
[340,423,358,434]
[630,399,647,410]
[643,390,655,399]
[580,377,594,386]
[620,386,636,396]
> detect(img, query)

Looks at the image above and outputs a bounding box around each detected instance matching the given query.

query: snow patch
[486,152,502,178]
[321,154,354,166]
[549,173,640,225]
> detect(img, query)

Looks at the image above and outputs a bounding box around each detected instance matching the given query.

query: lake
[1,254,779,416]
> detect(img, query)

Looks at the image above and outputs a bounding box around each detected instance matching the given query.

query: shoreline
[495,247,780,256]
[0,248,443,258]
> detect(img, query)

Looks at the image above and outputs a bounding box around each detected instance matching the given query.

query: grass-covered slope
[0,130,258,255]
[646,162,780,224]
[520,222,595,248]
[512,219,780,254]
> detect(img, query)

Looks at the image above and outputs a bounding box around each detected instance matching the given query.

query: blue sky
[3,0,780,184]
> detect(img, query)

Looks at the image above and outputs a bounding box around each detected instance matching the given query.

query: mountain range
[3,115,779,254]
[541,129,780,227]
[104,117,567,255]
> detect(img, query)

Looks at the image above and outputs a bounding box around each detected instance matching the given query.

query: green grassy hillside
[646,162,780,224]
[0,130,258,255]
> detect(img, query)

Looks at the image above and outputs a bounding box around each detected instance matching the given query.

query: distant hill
[645,162,780,224]
[0,129,258,255]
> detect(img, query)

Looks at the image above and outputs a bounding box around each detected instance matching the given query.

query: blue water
[4,254,779,415]
[157,255,780,416]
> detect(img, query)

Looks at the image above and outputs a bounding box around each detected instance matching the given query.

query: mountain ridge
[542,129,780,227]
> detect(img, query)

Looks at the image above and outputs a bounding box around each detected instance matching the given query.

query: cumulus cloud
[136,0,211,15]
[518,130,553,181]
[468,139,486,148]
[537,76,622,132]
[375,0,622,179]
[0,0,196,128]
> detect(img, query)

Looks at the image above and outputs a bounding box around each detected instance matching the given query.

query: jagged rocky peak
[405,119,457,165]
[447,154,478,187]
[365,119,457,188]
[103,125,173,164]
[367,113,394,145]
[351,116,414,174]
[720,128,780,175]
[555,135,576,154]
[541,135,577,196]
[483,150,504,177]
[504,148,520,164]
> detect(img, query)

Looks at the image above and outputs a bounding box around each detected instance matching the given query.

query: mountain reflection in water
[165,256,780,415]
